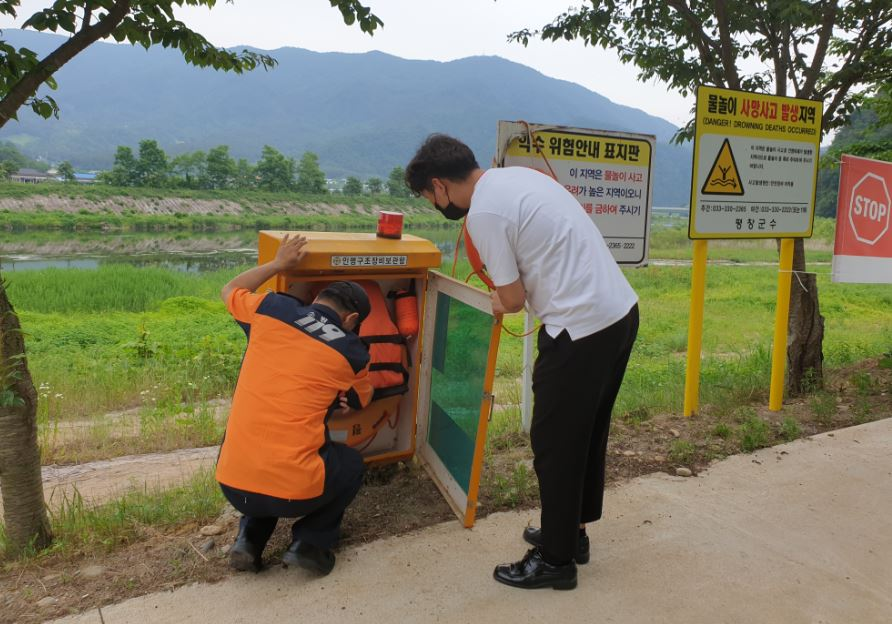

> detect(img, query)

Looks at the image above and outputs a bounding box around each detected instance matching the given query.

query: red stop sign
[849,173,890,245]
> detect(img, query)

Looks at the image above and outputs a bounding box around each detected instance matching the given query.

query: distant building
[11,168,54,183]
[326,178,346,192]
[71,172,98,184]
[652,206,690,217]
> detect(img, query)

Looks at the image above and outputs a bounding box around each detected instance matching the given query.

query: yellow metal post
[769,239,795,411]
[683,240,709,417]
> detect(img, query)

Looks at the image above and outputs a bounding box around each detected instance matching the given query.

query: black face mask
[434,186,467,221]
[436,201,466,221]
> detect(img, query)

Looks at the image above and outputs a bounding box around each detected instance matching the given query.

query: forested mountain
[0,29,693,205]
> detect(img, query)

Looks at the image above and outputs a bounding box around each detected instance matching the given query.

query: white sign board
[689,86,823,239]
[496,121,655,266]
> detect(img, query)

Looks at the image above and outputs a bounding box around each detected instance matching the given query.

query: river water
[0,215,799,272]
[0,227,462,273]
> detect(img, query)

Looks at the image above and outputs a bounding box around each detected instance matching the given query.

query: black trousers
[219,442,365,551]
[531,304,639,564]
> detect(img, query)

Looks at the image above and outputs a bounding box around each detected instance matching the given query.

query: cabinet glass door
[416,272,502,527]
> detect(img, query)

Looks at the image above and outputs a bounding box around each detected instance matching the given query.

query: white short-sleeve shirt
[466,167,638,340]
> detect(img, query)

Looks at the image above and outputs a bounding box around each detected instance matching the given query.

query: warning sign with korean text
[497,121,655,265]
[689,86,823,239]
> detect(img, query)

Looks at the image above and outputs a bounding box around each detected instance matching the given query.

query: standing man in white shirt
[406,134,639,590]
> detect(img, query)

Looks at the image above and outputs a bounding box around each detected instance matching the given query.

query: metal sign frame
[415,271,502,527]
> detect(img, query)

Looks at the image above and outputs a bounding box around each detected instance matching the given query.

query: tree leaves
[295,151,327,194]
[1,1,381,124]
[387,165,409,198]
[331,0,383,35]
[28,94,58,118]
[511,0,892,140]
[256,145,297,192]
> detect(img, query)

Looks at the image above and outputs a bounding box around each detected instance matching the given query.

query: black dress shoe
[229,533,263,572]
[282,540,336,576]
[523,526,590,564]
[493,548,577,590]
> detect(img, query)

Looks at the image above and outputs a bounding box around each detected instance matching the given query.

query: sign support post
[769,239,795,411]
[687,85,822,415]
[683,239,709,417]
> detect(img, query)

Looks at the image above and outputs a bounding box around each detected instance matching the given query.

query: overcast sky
[0,0,696,127]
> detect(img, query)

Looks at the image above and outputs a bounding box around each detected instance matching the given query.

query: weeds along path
[0,446,219,515]
[44,399,230,444]
[39,399,231,466]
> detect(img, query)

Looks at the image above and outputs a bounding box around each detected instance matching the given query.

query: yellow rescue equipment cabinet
[257,231,502,527]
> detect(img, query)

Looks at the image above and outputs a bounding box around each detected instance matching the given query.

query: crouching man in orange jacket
[216,234,373,576]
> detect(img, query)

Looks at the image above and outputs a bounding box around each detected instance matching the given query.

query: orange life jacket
[355,280,410,400]
[310,280,410,400]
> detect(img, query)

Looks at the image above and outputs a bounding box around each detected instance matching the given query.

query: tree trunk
[0,273,51,554]
[785,238,825,395]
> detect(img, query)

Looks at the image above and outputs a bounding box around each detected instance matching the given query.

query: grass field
[647,214,837,262]
[5,214,890,467]
[496,263,891,415]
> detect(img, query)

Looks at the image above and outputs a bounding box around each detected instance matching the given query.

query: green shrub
[739,416,771,452]
[668,440,696,464]
[779,417,800,442]
[850,371,874,395]
[809,392,836,426]
[712,423,733,439]
[622,406,651,426]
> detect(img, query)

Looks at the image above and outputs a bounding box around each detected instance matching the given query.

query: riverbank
[0,183,445,231]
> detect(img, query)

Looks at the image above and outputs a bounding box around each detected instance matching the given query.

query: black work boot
[229,530,263,572]
[493,547,577,590]
[522,526,590,564]
[282,540,336,576]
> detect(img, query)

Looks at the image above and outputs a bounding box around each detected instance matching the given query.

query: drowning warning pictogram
[702,138,744,196]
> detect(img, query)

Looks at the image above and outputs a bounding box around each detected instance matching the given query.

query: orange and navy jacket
[215,287,373,500]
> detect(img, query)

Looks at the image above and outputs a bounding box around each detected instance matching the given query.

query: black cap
[319,281,371,323]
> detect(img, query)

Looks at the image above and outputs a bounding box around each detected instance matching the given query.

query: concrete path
[53,419,892,624]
